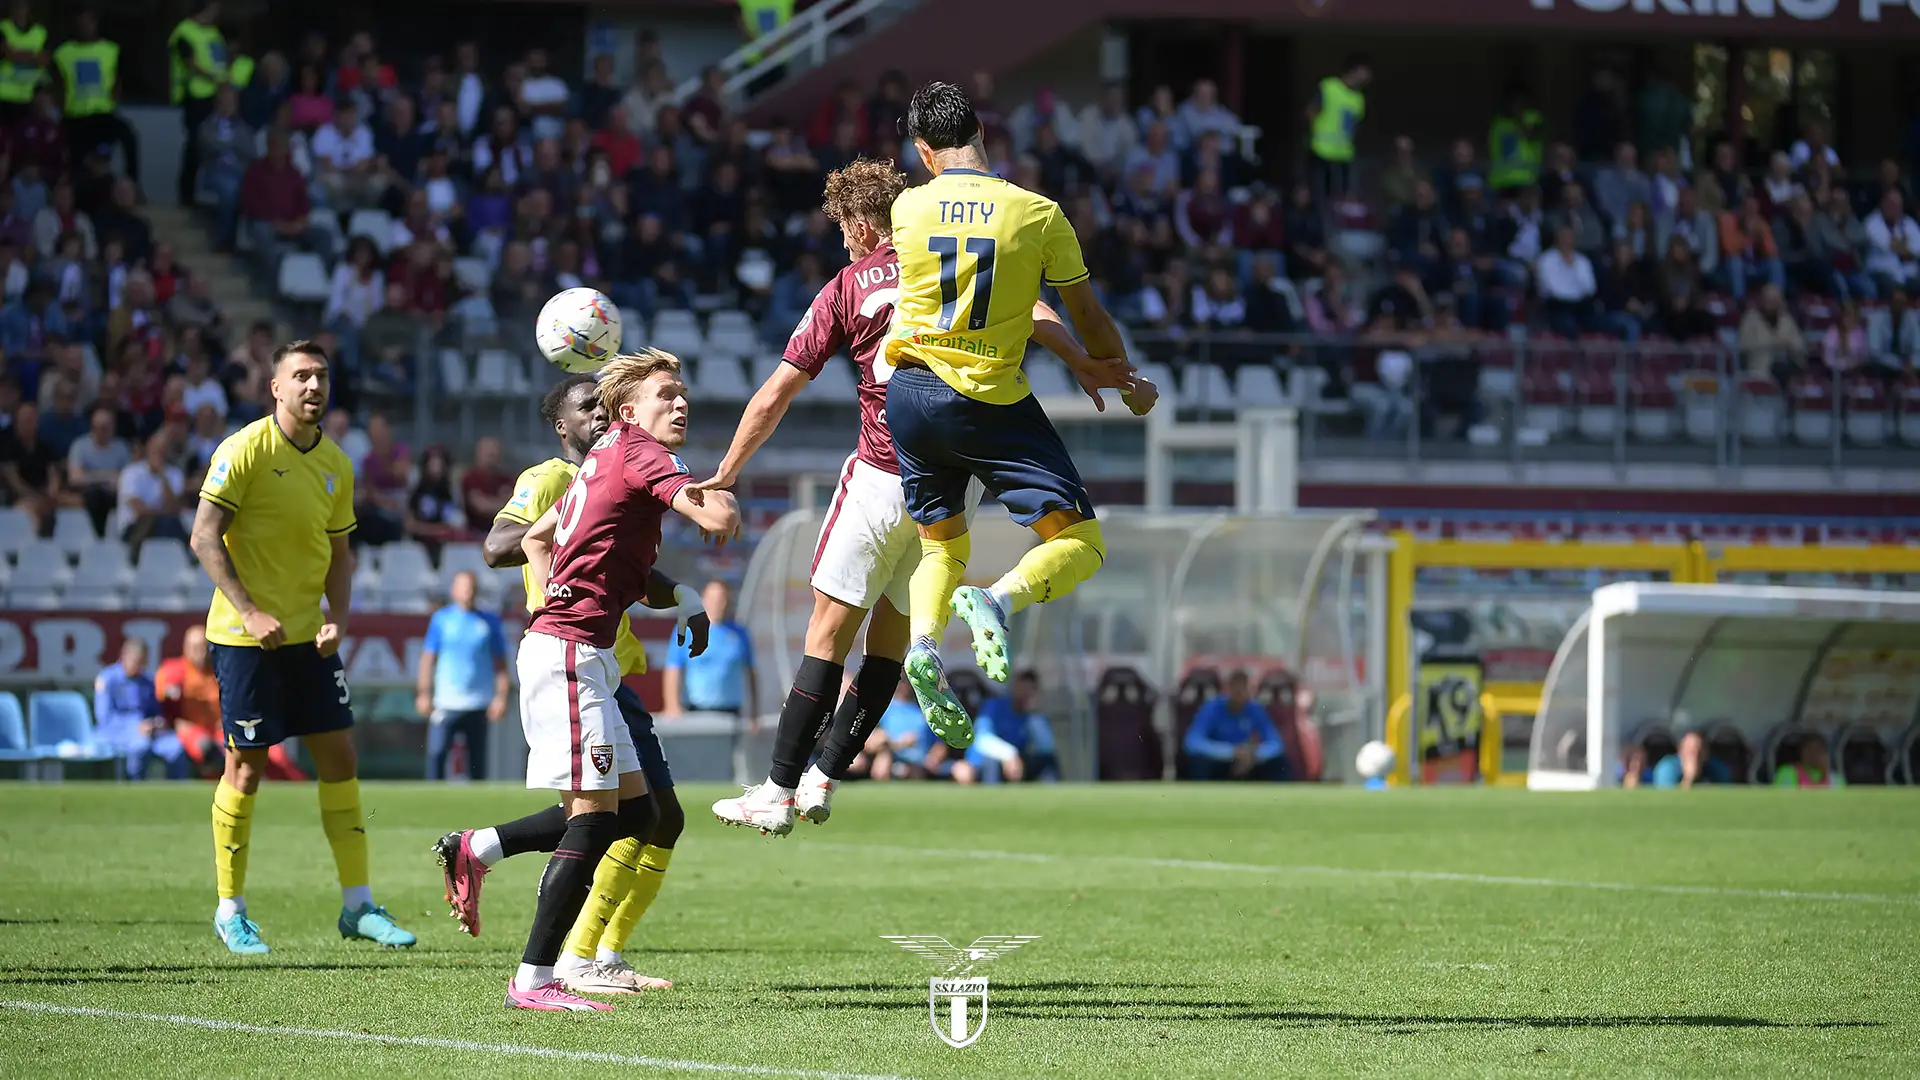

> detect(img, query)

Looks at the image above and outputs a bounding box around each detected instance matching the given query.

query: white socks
[515,962,554,991]
[987,585,1015,619]
[342,885,373,910]
[470,827,504,866]
[216,896,245,921]
[596,947,624,966]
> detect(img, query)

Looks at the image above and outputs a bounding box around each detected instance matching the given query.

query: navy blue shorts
[210,641,355,749]
[884,365,1095,528]
[614,684,674,793]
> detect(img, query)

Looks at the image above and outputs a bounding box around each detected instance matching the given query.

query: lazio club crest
[324,473,337,496]
[882,935,1040,1048]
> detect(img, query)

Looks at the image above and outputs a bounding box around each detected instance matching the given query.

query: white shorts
[518,630,638,792]
[810,455,981,613]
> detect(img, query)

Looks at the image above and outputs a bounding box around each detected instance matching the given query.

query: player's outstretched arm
[690,364,811,493]
[520,504,562,603]
[672,486,741,542]
[1053,280,1128,364]
[189,498,284,648]
[483,516,532,569]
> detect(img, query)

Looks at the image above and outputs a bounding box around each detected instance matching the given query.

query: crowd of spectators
[0,11,257,544]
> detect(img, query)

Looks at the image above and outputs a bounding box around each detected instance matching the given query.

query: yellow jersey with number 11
[885,168,1090,406]
[497,457,649,675]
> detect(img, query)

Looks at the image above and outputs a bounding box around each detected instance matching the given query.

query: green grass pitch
[2,782,1917,1078]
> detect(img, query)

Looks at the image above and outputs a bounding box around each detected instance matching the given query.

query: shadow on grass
[797,989,1884,1032]
[0,960,479,983]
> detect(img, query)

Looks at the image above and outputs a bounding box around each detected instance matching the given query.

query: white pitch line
[808,842,1920,907]
[0,1001,913,1080]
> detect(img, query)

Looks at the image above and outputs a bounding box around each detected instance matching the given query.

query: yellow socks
[317,778,370,894]
[601,844,673,956]
[564,837,643,961]
[909,531,971,641]
[993,518,1106,615]
[211,779,254,901]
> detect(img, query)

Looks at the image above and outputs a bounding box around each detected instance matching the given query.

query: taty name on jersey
[937,200,996,225]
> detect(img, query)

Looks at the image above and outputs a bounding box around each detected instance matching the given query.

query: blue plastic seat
[28,691,113,759]
[0,692,34,761]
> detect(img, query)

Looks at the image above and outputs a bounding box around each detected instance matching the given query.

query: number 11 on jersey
[929,235,996,331]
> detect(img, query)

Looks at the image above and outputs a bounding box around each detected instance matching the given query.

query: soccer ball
[1355,740,1396,781]
[535,287,623,373]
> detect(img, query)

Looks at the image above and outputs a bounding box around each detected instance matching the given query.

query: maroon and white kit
[520,423,691,791]
[784,241,979,612]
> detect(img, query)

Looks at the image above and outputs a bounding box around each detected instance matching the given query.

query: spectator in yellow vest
[53,9,139,183]
[1303,53,1370,203]
[169,0,227,206]
[0,0,48,130]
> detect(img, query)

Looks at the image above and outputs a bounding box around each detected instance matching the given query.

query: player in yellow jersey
[884,80,1154,746]
[190,339,416,955]
[431,373,708,996]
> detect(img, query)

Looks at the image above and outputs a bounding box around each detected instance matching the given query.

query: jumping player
[190,339,415,955]
[483,350,738,1012]
[433,373,706,995]
[885,81,1150,746]
[697,160,1128,835]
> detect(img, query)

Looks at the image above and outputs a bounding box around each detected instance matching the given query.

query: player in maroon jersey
[691,160,1145,835]
[490,349,740,1012]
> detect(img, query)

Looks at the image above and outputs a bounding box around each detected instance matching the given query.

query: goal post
[1528,582,1920,790]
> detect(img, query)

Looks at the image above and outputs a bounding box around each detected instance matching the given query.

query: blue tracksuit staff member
[416,570,511,780]
[663,579,758,726]
[96,638,192,780]
[967,669,1060,783]
[1183,669,1286,781]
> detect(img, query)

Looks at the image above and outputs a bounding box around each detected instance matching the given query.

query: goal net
[1528,583,1920,790]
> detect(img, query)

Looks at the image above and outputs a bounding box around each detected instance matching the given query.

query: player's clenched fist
[315,621,345,657]
[243,609,285,649]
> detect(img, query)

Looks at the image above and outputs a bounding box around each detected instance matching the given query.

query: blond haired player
[452,350,737,1012]
[434,372,707,995]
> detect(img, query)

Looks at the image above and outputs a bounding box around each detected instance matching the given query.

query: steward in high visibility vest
[171,0,226,204]
[53,9,140,182]
[1304,53,1371,201]
[738,0,794,64]
[0,0,48,125]
[1488,92,1545,195]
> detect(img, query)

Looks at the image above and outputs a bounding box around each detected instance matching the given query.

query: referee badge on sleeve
[590,744,614,775]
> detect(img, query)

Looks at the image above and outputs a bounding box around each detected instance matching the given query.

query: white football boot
[795,764,837,825]
[712,782,796,837]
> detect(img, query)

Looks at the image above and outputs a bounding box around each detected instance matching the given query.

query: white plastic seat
[347,209,394,254]
[17,539,73,587]
[651,310,705,359]
[451,257,492,293]
[380,541,436,590]
[696,356,754,403]
[472,349,524,395]
[811,361,860,405]
[1024,356,1074,399]
[8,583,67,609]
[0,507,35,560]
[74,541,133,589]
[277,252,331,303]
[1235,366,1287,408]
[437,349,470,394]
[1179,363,1235,412]
[52,509,97,556]
[705,310,760,359]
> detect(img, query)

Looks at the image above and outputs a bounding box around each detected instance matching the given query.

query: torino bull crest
[881,935,1041,1048]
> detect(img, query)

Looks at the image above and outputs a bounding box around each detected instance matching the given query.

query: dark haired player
[884,81,1150,745]
[191,339,416,955]
[691,159,1127,835]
